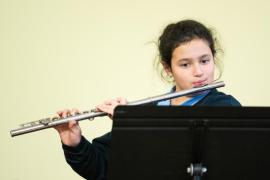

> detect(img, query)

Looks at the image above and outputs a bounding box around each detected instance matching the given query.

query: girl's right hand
[54,97,127,146]
[54,109,82,147]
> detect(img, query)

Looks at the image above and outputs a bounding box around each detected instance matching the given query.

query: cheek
[205,62,215,72]
[206,65,215,78]
[173,70,192,83]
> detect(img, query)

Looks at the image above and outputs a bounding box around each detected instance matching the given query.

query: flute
[10,81,225,137]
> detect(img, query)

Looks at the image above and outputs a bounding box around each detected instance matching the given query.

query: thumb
[68,120,78,129]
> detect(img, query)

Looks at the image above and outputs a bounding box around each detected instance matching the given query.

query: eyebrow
[200,54,211,58]
[178,54,211,62]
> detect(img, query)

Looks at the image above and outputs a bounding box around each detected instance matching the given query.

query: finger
[56,110,64,116]
[110,100,120,108]
[96,104,114,120]
[104,98,119,106]
[68,120,78,129]
[63,111,73,118]
[93,107,101,112]
[117,97,128,105]
[62,111,68,118]
[97,99,115,111]
[96,104,109,113]
[70,108,80,116]
[57,109,70,117]
[96,104,114,115]
[54,122,68,132]
[52,114,60,121]
[102,100,111,106]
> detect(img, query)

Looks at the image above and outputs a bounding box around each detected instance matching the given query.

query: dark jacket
[62,89,241,180]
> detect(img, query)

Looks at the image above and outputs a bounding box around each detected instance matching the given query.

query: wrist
[60,135,81,147]
[62,136,87,152]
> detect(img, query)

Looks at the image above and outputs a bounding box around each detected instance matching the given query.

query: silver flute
[10,81,225,137]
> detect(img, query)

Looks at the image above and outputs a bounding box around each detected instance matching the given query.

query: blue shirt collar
[157,87,210,106]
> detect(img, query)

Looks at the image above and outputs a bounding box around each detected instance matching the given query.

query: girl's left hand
[96,97,127,119]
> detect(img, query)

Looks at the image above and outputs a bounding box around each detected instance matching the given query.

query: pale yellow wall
[1,0,270,179]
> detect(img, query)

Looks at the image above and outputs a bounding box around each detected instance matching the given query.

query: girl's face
[164,38,215,92]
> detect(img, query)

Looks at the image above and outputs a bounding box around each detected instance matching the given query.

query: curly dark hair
[159,19,218,65]
[157,19,222,81]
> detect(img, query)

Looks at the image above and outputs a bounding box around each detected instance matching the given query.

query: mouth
[193,80,207,87]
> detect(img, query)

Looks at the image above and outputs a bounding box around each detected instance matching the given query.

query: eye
[179,63,190,68]
[200,59,210,64]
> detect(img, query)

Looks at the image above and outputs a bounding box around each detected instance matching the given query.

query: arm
[55,97,126,180]
[62,133,111,180]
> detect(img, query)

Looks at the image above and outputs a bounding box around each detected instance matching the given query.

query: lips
[193,80,207,87]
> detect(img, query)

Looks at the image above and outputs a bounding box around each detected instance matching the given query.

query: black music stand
[107,106,270,180]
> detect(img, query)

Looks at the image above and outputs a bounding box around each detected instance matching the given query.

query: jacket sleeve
[62,132,111,180]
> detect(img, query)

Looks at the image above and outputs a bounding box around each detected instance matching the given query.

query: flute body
[10,81,225,137]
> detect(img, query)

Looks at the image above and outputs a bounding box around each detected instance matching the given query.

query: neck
[170,96,191,105]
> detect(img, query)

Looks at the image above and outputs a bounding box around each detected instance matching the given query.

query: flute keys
[20,120,40,127]
[52,116,59,121]
[39,118,51,125]
[19,117,52,127]
[74,112,81,115]
[80,110,95,121]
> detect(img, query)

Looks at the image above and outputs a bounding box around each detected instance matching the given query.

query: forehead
[172,39,212,60]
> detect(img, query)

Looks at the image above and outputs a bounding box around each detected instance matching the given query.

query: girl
[55,19,241,180]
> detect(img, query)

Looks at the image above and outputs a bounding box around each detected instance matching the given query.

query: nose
[193,64,203,77]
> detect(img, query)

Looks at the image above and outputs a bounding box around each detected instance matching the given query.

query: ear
[161,61,172,75]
